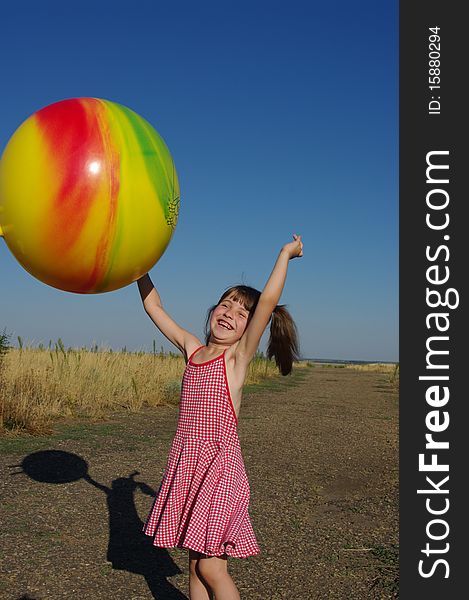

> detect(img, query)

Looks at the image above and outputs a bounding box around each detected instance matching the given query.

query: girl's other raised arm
[235,235,303,364]
[137,274,201,358]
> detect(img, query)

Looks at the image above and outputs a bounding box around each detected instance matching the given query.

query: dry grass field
[0,343,280,436]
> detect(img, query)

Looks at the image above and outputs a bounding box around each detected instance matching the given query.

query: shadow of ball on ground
[20,449,88,484]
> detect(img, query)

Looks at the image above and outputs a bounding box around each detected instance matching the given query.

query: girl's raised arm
[235,234,303,365]
[137,274,201,358]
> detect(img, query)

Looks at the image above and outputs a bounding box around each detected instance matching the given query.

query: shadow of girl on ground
[15,450,187,599]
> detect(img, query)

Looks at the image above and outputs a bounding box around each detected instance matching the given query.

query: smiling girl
[138,234,303,600]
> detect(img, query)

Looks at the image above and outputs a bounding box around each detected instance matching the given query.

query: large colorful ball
[0,97,180,293]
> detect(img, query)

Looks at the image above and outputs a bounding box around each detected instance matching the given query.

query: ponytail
[204,285,300,375]
[267,304,300,376]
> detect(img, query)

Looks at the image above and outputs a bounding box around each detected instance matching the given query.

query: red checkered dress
[142,345,260,558]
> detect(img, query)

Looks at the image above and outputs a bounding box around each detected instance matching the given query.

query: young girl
[138,234,303,600]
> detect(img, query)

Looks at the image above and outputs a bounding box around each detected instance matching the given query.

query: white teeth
[219,320,232,330]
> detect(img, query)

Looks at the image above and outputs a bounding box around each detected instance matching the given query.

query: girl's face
[210,294,250,343]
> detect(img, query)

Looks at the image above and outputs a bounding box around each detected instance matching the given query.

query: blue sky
[0,0,398,362]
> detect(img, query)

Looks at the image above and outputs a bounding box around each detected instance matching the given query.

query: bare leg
[189,550,214,600]
[197,553,240,600]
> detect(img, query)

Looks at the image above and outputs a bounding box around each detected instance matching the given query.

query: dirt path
[0,365,398,599]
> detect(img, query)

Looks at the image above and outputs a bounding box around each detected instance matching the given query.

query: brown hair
[204,285,300,375]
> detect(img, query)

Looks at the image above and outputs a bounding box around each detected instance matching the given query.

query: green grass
[243,366,308,394]
[99,564,113,576]
[0,421,125,455]
[34,530,63,543]
[340,542,398,596]
[369,544,399,596]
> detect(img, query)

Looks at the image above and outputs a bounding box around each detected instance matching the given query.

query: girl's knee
[197,553,228,583]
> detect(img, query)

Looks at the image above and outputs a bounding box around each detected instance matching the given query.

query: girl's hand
[282,234,303,259]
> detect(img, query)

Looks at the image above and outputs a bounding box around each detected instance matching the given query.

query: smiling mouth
[218,320,233,330]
